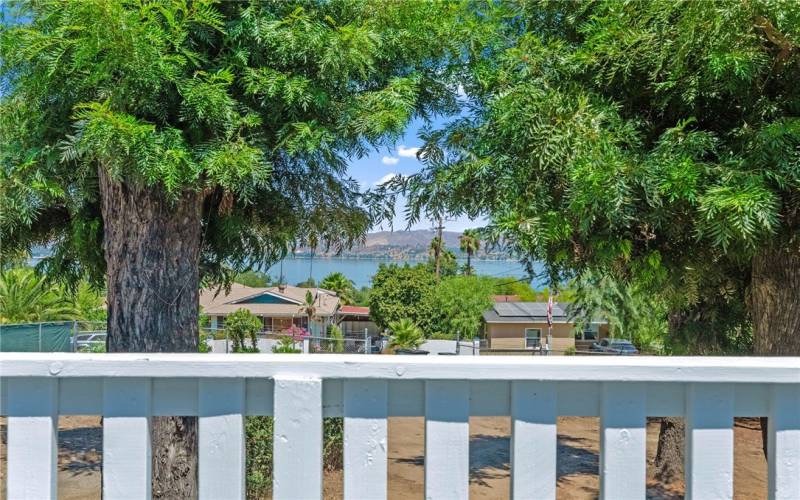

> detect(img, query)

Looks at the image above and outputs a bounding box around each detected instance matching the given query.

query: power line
[493,277,530,287]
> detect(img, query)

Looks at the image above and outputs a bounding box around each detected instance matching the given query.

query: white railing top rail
[2,353,799,383]
[2,354,799,500]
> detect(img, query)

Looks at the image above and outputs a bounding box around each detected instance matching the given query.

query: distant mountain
[302,229,511,260]
[363,230,462,249]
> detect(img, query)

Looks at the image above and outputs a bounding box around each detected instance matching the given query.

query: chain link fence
[0,320,107,352]
[203,328,378,354]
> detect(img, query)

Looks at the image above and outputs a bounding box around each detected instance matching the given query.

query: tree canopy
[399,0,800,353]
[369,263,436,330]
[0,0,473,285]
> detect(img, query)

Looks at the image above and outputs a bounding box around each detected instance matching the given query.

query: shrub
[272,335,301,353]
[327,324,345,353]
[226,308,262,352]
[387,318,424,351]
[564,345,577,356]
[246,416,274,498]
[84,341,106,353]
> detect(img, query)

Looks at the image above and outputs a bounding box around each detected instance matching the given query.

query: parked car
[72,333,106,351]
[591,338,638,355]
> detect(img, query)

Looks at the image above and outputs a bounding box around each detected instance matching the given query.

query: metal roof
[483,302,607,324]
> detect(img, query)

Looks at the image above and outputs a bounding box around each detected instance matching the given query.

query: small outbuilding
[482,302,609,353]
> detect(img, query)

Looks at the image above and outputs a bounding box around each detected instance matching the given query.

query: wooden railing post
[103,378,152,500]
[425,380,470,499]
[273,376,323,499]
[199,379,245,500]
[7,378,58,500]
[768,385,800,499]
[511,381,556,499]
[599,382,646,499]
[685,383,734,500]
[344,380,388,499]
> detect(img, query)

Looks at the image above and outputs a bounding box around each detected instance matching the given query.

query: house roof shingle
[339,305,370,316]
[199,283,339,317]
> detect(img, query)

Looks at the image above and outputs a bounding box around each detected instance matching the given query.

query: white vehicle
[72,332,106,351]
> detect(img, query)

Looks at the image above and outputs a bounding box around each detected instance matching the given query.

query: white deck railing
[1,354,799,500]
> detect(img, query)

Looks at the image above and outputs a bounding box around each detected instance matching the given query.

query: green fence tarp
[0,322,73,352]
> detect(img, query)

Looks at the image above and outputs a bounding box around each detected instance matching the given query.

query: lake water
[262,257,544,288]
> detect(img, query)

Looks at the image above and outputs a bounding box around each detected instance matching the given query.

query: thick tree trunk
[654,417,685,484]
[751,243,800,457]
[99,167,203,498]
[751,244,800,356]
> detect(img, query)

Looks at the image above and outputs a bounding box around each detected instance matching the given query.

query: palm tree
[387,318,424,351]
[429,236,444,279]
[300,290,317,332]
[0,268,79,323]
[319,272,355,305]
[459,229,481,276]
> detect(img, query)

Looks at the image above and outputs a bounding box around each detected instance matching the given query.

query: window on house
[575,323,599,340]
[217,316,225,329]
[525,328,541,348]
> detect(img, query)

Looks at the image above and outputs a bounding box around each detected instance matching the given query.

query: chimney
[278,283,286,293]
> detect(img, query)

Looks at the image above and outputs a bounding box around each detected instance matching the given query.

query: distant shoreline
[284,254,518,263]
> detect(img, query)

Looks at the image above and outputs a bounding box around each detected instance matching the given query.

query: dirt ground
[1,415,767,499]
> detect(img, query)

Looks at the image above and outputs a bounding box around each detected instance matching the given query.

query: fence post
[473,337,480,356]
[456,330,460,355]
[364,328,370,355]
[225,329,229,354]
[72,320,78,352]
[38,323,43,352]
[303,337,310,354]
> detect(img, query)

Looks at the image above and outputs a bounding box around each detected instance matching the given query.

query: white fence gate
[1,354,798,499]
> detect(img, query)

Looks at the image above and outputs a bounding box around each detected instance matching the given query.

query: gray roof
[483,302,607,324]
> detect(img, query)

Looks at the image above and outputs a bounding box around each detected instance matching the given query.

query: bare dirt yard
[1,415,767,499]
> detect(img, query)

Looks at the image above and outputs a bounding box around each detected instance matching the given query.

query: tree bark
[99,167,203,498]
[751,244,800,356]
[751,243,800,457]
[654,417,685,484]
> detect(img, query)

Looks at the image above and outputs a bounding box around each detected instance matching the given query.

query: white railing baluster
[768,385,800,500]
[103,378,152,500]
[273,376,323,500]
[511,381,557,500]
[199,379,245,500]
[7,378,58,500]
[344,380,388,499]
[685,383,734,500]
[599,382,646,500]
[425,380,470,499]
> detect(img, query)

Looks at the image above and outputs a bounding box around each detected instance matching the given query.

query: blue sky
[351,116,485,233]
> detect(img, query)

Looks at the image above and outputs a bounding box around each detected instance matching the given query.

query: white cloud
[381,156,399,165]
[397,145,420,158]
[373,173,398,186]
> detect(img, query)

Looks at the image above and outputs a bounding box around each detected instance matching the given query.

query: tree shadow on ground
[469,434,510,486]
[59,426,102,475]
[392,432,601,487]
[557,432,598,478]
